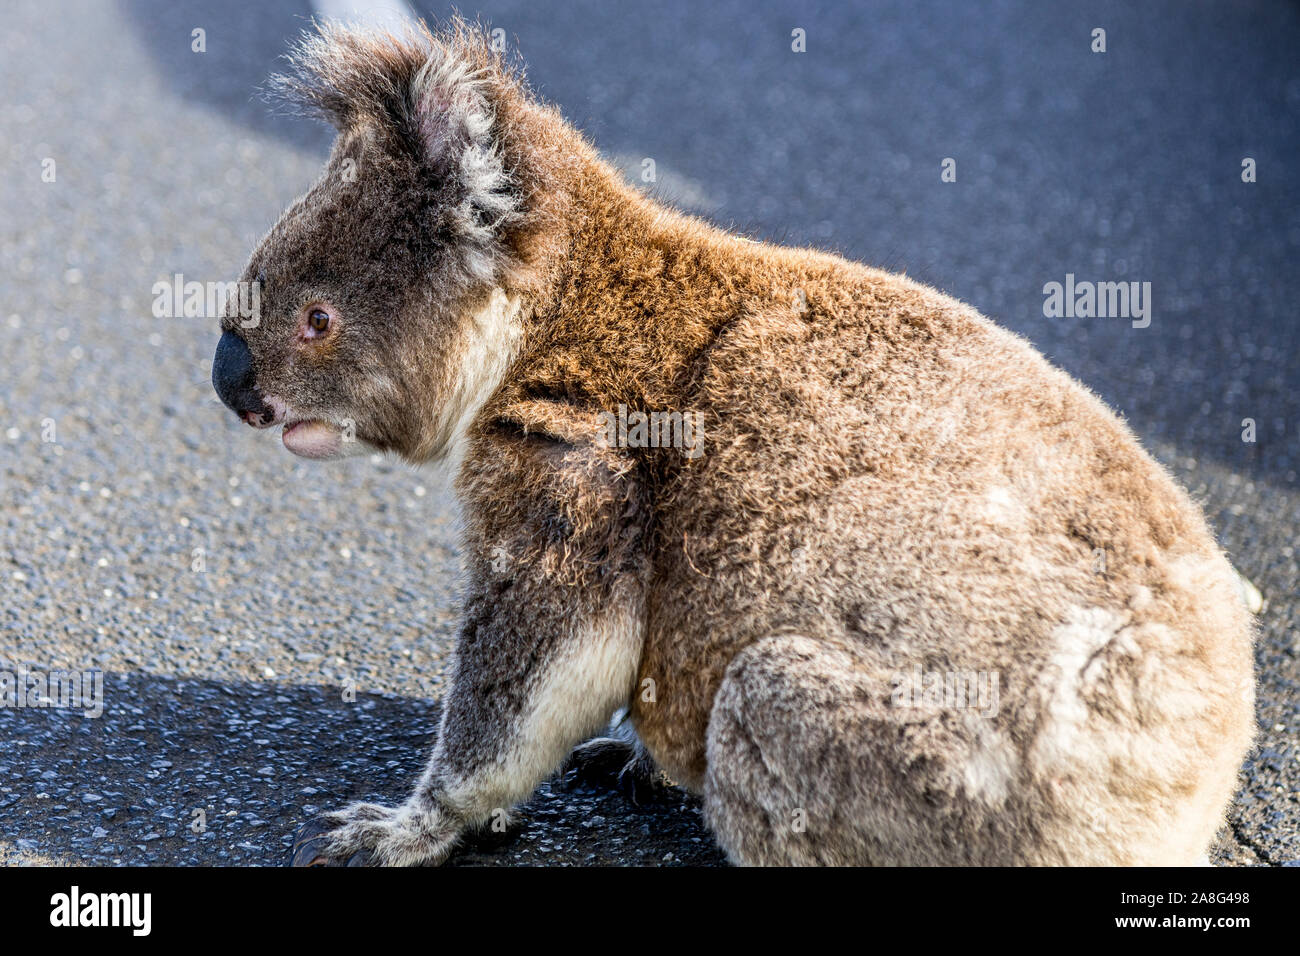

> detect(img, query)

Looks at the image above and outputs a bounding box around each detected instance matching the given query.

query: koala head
[211,22,532,463]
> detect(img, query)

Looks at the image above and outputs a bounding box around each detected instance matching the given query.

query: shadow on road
[0,670,724,866]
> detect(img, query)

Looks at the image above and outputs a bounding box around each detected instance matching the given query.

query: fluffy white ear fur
[413,54,521,280]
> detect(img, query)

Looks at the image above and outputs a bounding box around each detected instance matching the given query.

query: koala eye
[299,301,338,342]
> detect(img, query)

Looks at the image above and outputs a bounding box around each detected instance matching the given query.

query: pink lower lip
[281,419,345,460]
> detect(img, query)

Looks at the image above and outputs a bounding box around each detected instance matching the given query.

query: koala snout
[212,330,274,427]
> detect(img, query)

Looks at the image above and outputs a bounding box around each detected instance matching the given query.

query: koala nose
[212,330,272,423]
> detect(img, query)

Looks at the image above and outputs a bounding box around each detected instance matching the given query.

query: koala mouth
[282,419,346,460]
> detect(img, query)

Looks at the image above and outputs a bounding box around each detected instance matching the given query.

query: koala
[211,21,1255,866]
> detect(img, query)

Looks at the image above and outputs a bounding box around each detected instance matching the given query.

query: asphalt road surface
[0,0,1296,866]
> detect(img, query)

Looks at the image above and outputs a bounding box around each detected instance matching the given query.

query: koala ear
[267,22,421,131]
[269,20,520,245]
[410,55,520,245]
[410,56,491,174]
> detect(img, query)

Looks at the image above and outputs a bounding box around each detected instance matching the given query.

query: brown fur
[219,21,1255,866]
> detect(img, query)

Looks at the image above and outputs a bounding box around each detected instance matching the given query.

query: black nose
[212,330,270,420]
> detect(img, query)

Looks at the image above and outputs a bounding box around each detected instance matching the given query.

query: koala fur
[214,21,1256,866]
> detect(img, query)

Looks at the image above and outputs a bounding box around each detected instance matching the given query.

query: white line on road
[310,0,417,29]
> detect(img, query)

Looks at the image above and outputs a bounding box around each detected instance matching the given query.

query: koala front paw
[289,801,457,867]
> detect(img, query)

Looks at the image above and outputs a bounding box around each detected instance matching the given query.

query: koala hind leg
[703,634,944,866]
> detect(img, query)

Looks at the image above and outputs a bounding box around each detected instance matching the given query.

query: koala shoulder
[457,397,649,591]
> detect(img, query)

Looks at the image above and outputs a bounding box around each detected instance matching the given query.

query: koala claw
[290,816,362,867]
[615,760,671,808]
[560,736,671,807]
[288,802,453,867]
[560,736,634,790]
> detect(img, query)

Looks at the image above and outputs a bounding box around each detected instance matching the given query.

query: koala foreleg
[291,579,643,866]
